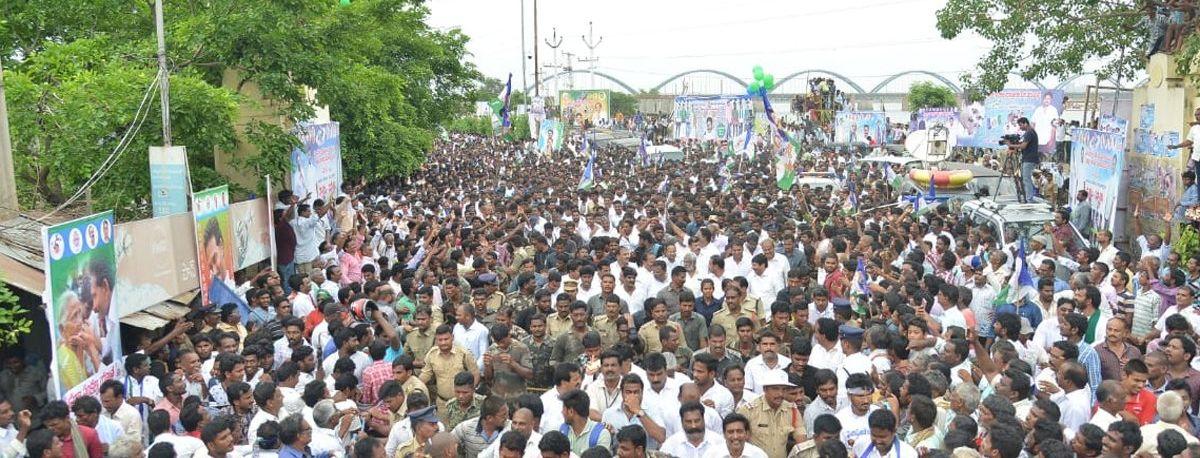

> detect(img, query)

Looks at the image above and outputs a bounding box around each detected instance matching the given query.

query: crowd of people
[1,124,1199,458]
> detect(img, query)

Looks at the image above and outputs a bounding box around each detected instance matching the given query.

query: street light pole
[154,0,172,145]
[532,0,540,97]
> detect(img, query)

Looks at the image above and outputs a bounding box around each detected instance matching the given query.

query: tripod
[997,146,1028,203]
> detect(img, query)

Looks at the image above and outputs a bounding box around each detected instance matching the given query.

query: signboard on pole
[1069,128,1126,232]
[42,211,121,403]
[290,122,343,203]
[148,146,188,217]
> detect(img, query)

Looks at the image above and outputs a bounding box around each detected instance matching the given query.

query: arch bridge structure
[526,69,1072,95]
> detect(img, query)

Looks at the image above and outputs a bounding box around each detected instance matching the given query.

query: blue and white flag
[578,152,595,190]
[1007,239,1038,303]
[855,257,870,296]
[500,73,512,129]
[847,177,859,209]
[638,133,649,166]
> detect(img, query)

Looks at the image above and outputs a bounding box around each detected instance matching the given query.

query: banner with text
[1130,102,1183,231]
[671,95,754,141]
[558,90,611,127]
[958,90,1065,151]
[1069,128,1126,232]
[42,211,121,403]
[148,146,189,217]
[834,111,889,146]
[291,122,343,203]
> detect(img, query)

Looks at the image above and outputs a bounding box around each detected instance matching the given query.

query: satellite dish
[906,125,956,163]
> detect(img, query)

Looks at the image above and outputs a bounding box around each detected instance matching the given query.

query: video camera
[998,134,1021,146]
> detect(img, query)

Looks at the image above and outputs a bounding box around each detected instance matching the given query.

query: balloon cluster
[747,65,775,95]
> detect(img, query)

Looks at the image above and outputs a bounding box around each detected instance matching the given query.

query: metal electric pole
[580,21,602,89]
[154,0,173,145]
[543,27,563,96]
[520,0,528,96]
[0,61,17,218]
[532,0,540,97]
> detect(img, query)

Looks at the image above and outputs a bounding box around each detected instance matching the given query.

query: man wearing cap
[735,370,805,458]
[396,405,441,457]
[836,325,872,403]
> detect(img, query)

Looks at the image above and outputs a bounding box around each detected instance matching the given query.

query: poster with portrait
[290,122,343,204]
[671,95,753,141]
[537,119,564,155]
[558,90,611,126]
[833,111,889,146]
[957,90,1065,151]
[193,185,235,306]
[113,212,201,318]
[42,211,122,402]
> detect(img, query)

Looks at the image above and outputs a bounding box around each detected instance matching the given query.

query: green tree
[907,82,958,110]
[0,278,32,347]
[610,92,639,117]
[936,0,1143,95]
[1,0,479,218]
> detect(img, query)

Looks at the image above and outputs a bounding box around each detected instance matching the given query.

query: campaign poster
[671,95,754,141]
[558,90,611,126]
[909,108,959,133]
[1129,128,1182,234]
[1069,128,1126,232]
[537,119,564,155]
[834,111,889,146]
[42,211,122,402]
[290,122,343,203]
[1097,115,1129,136]
[194,185,236,307]
[1140,104,1156,130]
[958,90,1065,151]
[528,97,546,142]
[148,146,188,217]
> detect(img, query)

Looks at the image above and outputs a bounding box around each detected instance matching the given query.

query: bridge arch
[649,70,750,93]
[773,69,867,94]
[525,70,639,94]
[1052,73,1124,91]
[869,70,961,94]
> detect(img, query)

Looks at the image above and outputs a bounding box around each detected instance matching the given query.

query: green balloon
[763,74,775,91]
[752,65,764,81]
[339,0,350,5]
[748,82,760,93]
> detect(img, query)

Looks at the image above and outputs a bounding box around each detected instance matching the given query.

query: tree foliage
[0,277,32,347]
[907,81,958,110]
[1,0,478,218]
[610,92,638,117]
[936,0,1144,95]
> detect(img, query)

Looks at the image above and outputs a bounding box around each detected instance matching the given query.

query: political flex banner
[1069,128,1126,232]
[230,197,272,271]
[958,90,1064,152]
[42,211,122,403]
[908,108,959,133]
[834,111,889,146]
[538,119,564,155]
[559,90,610,126]
[194,185,236,307]
[291,122,344,203]
[671,95,754,141]
[113,212,202,319]
[148,146,188,217]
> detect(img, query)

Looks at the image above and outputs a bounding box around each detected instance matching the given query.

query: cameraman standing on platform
[1011,117,1040,203]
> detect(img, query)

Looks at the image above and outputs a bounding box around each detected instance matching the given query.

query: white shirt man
[453,318,490,369]
[150,430,205,456]
[836,404,880,448]
[101,398,143,437]
[851,435,918,458]
[807,339,844,371]
[743,358,789,395]
[746,271,783,313]
[1051,384,1092,432]
[661,428,727,458]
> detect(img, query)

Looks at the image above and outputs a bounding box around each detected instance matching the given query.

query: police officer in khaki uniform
[736,370,806,458]
[418,324,478,411]
[395,405,440,458]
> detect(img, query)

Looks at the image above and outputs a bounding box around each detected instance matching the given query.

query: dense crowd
[1,125,1198,458]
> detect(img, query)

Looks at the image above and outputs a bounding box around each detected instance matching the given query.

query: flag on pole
[855,257,870,296]
[775,148,795,191]
[579,152,595,190]
[847,177,859,209]
[1007,239,1038,304]
[499,73,513,129]
[926,177,937,204]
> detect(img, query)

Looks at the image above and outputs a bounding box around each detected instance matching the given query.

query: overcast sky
[427,0,1008,94]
